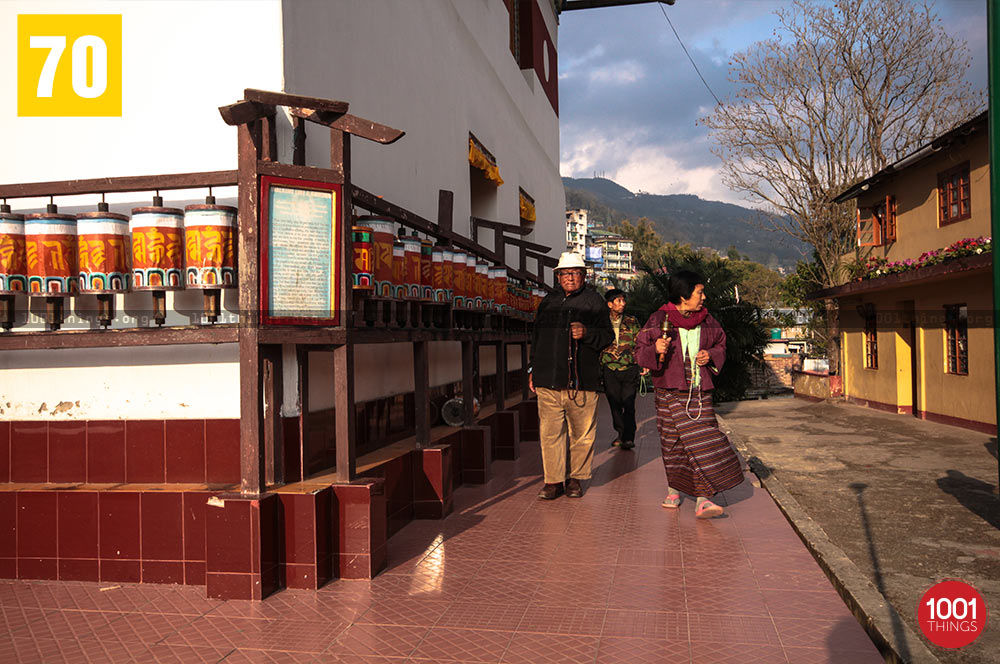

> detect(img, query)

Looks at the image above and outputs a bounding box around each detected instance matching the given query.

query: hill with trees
[563,176,808,269]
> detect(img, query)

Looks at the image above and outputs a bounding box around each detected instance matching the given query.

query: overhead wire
[658,3,723,107]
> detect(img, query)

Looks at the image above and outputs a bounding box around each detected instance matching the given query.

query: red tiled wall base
[362,453,414,538]
[278,489,333,590]
[0,419,240,485]
[330,480,387,579]
[205,493,280,600]
[0,489,212,586]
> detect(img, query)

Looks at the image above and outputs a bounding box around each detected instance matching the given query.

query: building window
[945,304,968,375]
[938,162,971,225]
[857,207,881,247]
[875,195,897,242]
[863,307,878,369]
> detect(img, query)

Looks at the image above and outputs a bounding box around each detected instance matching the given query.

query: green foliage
[780,259,830,357]
[620,246,771,402]
[727,260,784,308]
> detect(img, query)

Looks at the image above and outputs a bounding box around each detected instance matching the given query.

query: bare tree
[702,0,982,370]
[703,0,982,287]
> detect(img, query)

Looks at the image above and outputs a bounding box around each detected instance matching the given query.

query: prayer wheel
[431,246,447,303]
[77,212,130,293]
[0,209,26,330]
[0,211,27,294]
[131,207,185,290]
[184,204,236,288]
[490,266,507,314]
[131,206,184,326]
[476,260,489,311]
[465,254,477,310]
[25,211,78,330]
[351,225,374,290]
[451,249,467,308]
[402,234,421,300]
[391,238,406,299]
[440,246,454,303]
[77,210,130,328]
[420,238,433,301]
[361,217,395,297]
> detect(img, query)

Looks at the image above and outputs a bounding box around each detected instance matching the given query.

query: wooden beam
[289,108,405,145]
[352,186,502,264]
[470,216,534,236]
[257,161,341,185]
[502,235,551,253]
[0,324,238,350]
[292,117,306,166]
[0,170,238,199]
[244,88,349,115]
[257,328,347,345]
[526,249,558,267]
[333,128,357,482]
[218,100,277,127]
[262,345,284,487]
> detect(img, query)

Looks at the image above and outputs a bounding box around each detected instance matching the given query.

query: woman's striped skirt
[654,387,744,497]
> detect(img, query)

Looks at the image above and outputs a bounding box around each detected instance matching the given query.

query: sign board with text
[260,176,342,326]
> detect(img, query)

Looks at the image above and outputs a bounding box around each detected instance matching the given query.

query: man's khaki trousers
[536,387,599,485]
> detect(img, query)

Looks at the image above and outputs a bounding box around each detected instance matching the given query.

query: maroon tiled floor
[0,397,883,662]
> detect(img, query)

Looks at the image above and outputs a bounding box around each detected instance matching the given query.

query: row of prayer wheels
[0,200,235,329]
[351,217,544,320]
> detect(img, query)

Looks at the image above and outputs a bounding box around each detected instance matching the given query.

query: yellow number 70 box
[18,14,122,117]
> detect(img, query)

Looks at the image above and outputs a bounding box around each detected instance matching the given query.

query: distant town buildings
[564,208,637,283]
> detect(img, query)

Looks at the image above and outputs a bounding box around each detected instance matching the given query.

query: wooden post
[292,117,306,166]
[238,120,266,496]
[414,340,430,447]
[262,114,278,162]
[437,190,453,236]
[332,127,357,481]
[462,339,475,425]
[298,347,309,482]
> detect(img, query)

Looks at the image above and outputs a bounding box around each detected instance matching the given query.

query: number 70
[29,35,108,99]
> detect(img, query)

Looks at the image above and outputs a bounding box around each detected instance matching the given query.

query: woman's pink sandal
[661,494,681,509]
[695,500,724,519]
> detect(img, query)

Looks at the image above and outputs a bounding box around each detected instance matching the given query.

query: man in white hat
[529,251,613,499]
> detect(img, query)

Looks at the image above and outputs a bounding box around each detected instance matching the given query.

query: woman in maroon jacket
[635,271,744,518]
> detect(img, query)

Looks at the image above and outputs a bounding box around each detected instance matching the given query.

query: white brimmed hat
[554,251,586,271]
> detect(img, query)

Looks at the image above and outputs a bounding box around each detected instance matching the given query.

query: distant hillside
[563,177,808,269]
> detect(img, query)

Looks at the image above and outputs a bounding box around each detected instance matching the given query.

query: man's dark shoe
[565,478,583,498]
[610,439,621,448]
[538,482,564,500]
[620,440,635,450]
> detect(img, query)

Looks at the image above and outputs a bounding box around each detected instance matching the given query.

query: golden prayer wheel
[25,211,78,330]
[183,204,236,288]
[77,210,130,328]
[464,254,477,310]
[131,206,184,326]
[439,246,454,303]
[490,266,507,314]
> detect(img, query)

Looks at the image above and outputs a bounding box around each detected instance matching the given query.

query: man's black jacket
[531,285,614,392]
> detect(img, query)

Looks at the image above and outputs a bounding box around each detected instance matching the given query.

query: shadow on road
[849,482,911,663]
[935,469,1000,530]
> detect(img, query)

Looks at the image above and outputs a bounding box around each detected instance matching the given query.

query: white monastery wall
[0,0,281,420]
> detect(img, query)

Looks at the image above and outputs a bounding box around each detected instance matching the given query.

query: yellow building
[816,112,994,434]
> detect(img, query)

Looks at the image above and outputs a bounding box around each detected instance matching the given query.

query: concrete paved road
[717,396,1000,664]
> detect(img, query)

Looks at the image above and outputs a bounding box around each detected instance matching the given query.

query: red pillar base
[331,479,387,579]
[490,410,521,461]
[413,444,453,519]
[460,426,492,484]
[277,487,334,590]
[514,400,539,441]
[205,493,280,600]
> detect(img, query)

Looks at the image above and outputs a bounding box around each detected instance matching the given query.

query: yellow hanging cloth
[468,138,504,186]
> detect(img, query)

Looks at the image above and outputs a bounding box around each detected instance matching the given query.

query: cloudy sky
[557,0,989,206]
